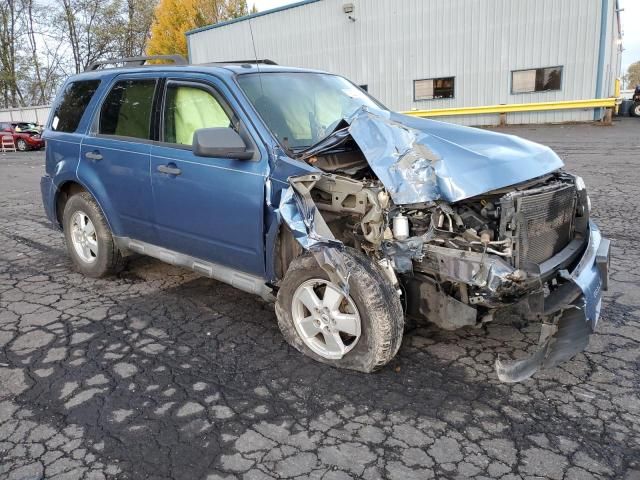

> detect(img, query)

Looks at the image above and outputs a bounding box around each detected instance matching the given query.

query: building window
[511,66,562,94]
[414,77,454,101]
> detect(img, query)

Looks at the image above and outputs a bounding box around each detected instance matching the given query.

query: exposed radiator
[516,184,577,266]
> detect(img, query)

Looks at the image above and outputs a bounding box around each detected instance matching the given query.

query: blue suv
[41,55,610,381]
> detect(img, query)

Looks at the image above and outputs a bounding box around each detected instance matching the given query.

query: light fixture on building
[343,3,356,22]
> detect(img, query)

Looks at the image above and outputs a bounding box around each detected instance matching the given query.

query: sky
[251,0,640,75]
[619,0,640,73]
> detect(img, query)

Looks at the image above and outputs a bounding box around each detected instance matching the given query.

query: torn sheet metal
[313,107,565,205]
[419,243,527,294]
[278,174,350,292]
[381,238,424,273]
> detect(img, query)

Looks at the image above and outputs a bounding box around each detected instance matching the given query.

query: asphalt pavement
[1,118,639,479]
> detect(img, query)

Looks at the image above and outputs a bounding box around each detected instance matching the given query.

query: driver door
[150,78,267,276]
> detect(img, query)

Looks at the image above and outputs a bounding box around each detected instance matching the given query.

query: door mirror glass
[192,127,253,160]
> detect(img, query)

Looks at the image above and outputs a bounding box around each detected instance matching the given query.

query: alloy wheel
[70,211,98,263]
[291,279,361,359]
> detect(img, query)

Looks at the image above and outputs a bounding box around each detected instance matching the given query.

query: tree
[0,0,24,107]
[56,0,133,74]
[624,61,640,89]
[1,0,158,108]
[120,0,158,57]
[146,0,250,58]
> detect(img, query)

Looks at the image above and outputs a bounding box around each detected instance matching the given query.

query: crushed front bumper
[495,221,610,382]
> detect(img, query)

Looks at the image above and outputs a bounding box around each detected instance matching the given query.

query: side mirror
[192,127,254,160]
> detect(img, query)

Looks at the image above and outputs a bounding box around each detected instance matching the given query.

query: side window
[99,79,156,140]
[163,84,231,145]
[51,80,101,133]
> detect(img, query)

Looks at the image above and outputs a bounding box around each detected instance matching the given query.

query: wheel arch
[271,223,303,282]
[54,180,118,234]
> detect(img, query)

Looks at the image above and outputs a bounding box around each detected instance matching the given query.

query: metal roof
[186,0,322,36]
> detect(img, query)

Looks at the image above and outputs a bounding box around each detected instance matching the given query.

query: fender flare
[53,176,121,234]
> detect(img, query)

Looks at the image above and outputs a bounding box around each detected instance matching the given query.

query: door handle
[85,150,102,161]
[157,164,181,176]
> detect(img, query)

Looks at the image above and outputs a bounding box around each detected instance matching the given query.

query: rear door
[77,74,159,243]
[150,76,267,276]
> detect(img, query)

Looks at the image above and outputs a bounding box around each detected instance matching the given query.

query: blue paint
[186,0,322,36]
[42,63,605,289]
[594,0,609,120]
[348,110,564,204]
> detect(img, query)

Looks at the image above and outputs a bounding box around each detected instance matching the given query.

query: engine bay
[284,140,588,332]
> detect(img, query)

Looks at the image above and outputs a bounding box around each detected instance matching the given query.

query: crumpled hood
[345,108,564,204]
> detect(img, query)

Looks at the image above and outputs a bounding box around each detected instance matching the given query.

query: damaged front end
[275,108,610,382]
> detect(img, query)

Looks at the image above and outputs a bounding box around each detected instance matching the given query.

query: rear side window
[163,84,231,145]
[51,80,100,133]
[99,79,156,140]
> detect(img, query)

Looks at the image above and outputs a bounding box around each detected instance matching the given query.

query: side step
[115,237,274,301]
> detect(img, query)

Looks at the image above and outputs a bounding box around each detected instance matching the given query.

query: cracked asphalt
[1,118,639,480]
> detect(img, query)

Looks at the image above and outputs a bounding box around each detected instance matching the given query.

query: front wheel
[275,248,404,372]
[16,138,28,151]
[631,102,640,118]
[62,192,122,277]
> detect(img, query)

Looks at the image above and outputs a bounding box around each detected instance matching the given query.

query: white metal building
[187,0,623,125]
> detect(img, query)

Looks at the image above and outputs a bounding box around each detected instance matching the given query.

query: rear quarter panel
[43,74,121,231]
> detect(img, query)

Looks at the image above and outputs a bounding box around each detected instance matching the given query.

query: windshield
[237,72,384,149]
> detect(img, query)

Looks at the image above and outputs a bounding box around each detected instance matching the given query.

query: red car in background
[0,121,45,151]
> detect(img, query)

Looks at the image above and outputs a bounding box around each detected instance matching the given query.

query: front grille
[516,184,577,266]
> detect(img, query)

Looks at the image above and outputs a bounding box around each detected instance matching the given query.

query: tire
[16,139,27,151]
[630,102,640,118]
[62,192,122,277]
[275,247,404,372]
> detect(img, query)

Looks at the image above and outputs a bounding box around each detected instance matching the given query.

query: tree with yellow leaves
[146,0,255,58]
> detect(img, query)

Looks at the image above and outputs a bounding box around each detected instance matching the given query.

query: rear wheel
[631,102,640,118]
[62,192,122,277]
[16,138,27,151]
[275,248,404,372]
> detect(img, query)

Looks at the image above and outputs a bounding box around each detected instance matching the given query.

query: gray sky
[619,0,639,73]
[251,0,639,75]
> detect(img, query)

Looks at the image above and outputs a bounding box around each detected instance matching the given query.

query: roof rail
[85,55,188,71]
[214,59,278,66]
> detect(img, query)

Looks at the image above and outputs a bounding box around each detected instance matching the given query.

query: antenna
[247,19,265,97]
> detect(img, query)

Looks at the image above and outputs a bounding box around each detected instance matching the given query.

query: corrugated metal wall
[0,106,50,124]
[188,0,621,126]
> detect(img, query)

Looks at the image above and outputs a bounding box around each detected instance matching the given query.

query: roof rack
[213,59,278,66]
[86,55,188,71]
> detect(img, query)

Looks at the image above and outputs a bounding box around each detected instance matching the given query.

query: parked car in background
[40,56,610,383]
[0,121,45,151]
[13,121,43,134]
[630,85,640,117]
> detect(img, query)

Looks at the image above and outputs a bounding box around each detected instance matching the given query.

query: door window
[99,79,156,139]
[163,84,231,145]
